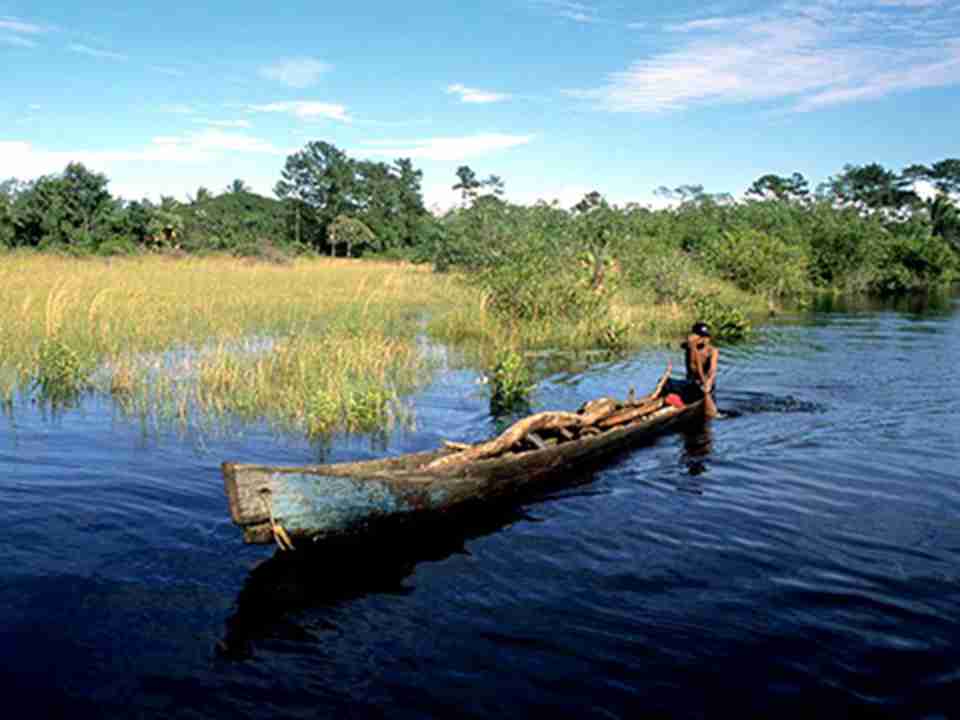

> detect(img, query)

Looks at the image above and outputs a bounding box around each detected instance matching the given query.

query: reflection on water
[220,505,532,661]
[680,422,713,480]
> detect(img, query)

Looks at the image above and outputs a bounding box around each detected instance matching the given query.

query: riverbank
[0,252,763,436]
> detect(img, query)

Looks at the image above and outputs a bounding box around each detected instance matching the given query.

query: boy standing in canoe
[682,322,719,418]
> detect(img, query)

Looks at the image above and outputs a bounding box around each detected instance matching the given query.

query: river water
[1,291,958,718]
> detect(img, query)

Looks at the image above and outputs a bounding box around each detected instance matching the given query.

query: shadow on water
[218,503,535,660]
[679,421,713,482]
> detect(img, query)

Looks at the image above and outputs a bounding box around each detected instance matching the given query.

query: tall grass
[0,253,459,434]
[0,251,761,435]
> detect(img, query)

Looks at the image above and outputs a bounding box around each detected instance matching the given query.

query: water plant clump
[34,336,89,405]
[488,348,534,415]
[693,293,752,342]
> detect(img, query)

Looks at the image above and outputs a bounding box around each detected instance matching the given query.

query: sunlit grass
[0,251,764,436]
[0,253,460,434]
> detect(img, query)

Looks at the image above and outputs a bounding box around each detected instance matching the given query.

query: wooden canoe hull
[223,395,704,547]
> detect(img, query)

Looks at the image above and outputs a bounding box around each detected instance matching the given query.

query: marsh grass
[0,252,764,436]
[0,253,457,434]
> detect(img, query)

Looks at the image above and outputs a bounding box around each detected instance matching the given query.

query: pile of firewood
[425,363,673,471]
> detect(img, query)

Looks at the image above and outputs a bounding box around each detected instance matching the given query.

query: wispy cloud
[533,1,601,24]
[68,42,126,61]
[446,83,511,104]
[1,134,287,200]
[2,34,36,47]
[357,133,533,161]
[876,0,942,7]
[0,17,47,34]
[568,1,960,113]
[150,129,286,155]
[194,118,252,129]
[259,57,331,88]
[246,101,351,122]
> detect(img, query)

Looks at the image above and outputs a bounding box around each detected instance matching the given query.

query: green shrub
[700,227,809,299]
[595,317,630,352]
[488,349,533,415]
[95,237,140,257]
[34,337,88,404]
[692,293,752,341]
[622,246,700,304]
[869,226,959,294]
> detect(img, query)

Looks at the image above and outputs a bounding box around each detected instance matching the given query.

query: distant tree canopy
[274,141,428,255]
[746,173,810,202]
[0,152,957,295]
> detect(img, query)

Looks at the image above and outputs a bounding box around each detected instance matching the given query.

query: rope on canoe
[260,489,295,551]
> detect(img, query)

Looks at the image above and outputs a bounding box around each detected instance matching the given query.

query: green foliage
[488,349,533,415]
[596,317,630,352]
[621,244,700,304]
[746,172,810,202]
[824,162,918,212]
[346,386,392,433]
[34,337,88,405]
[95,237,140,257]
[275,141,427,255]
[327,214,376,257]
[869,224,959,293]
[700,227,810,299]
[692,294,752,341]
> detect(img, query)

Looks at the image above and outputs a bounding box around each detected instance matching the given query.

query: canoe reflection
[218,503,532,660]
[680,422,713,479]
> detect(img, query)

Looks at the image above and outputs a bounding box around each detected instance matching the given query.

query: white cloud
[796,41,960,110]
[2,34,36,47]
[534,1,601,23]
[246,101,351,122]
[0,17,47,34]
[68,43,126,61]
[259,57,331,88]
[876,0,941,7]
[446,83,511,104]
[568,1,960,113]
[357,133,533,161]
[0,135,287,202]
[2,132,286,182]
[666,17,746,32]
[195,118,253,129]
[149,129,286,155]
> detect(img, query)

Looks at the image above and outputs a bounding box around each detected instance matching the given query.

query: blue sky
[2,0,959,209]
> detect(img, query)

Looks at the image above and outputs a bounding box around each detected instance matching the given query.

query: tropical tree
[825,163,918,214]
[275,141,357,250]
[452,165,481,203]
[746,172,810,202]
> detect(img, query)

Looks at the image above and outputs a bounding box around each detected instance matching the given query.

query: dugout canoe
[222,370,704,549]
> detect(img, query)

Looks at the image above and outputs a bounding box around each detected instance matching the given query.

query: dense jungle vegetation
[2,144,958,332]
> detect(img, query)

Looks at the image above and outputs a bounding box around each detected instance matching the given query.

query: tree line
[1,145,958,297]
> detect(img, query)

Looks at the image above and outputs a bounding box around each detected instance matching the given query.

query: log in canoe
[222,366,705,549]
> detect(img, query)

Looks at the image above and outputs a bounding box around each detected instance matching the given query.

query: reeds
[0,251,765,435]
[0,253,454,433]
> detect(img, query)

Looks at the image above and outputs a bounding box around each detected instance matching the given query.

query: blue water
[2,292,959,718]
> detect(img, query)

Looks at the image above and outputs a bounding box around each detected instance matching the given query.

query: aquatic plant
[34,336,88,405]
[692,293,752,342]
[488,348,534,415]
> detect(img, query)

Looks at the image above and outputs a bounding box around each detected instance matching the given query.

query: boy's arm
[703,347,719,392]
